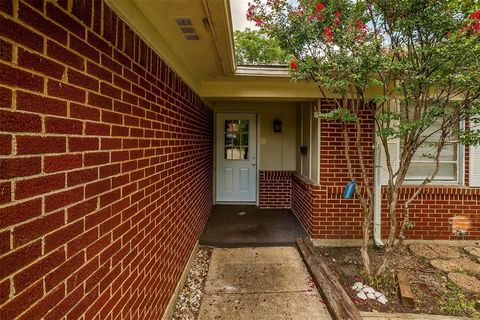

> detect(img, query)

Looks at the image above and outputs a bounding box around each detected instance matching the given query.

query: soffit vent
[185,34,199,40]
[175,18,192,26]
[180,27,196,34]
[175,17,199,40]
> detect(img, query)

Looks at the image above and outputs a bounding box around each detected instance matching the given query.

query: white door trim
[215,112,258,204]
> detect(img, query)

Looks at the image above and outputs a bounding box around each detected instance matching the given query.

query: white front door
[216,113,257,202]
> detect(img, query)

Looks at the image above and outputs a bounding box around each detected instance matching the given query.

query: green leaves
[234,29,293,65]
[459,129,480,146]
[247,0,480,148]
[315,108,358,122]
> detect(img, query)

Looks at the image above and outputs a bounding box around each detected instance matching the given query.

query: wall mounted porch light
[273,118,282,133]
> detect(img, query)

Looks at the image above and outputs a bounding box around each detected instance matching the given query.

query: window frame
[401,120,465,185]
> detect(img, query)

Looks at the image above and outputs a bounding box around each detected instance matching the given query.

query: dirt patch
[312,245,480,319]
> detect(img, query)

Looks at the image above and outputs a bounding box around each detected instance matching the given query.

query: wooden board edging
[296,238,363,320]
[397,270,415,307]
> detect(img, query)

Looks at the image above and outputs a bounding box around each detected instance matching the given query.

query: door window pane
[224,119,249,160]
[239,120,249,132]
[240,133,249,146]
[225,147,246,160]
[241,147,248,160]
[225,133,239,146]
[225,120,239,132]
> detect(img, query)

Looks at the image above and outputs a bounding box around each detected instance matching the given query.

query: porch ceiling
[106,0,323,100]
[107,0,234,86]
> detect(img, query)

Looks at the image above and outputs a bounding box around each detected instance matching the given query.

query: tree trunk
[361,207,373,278]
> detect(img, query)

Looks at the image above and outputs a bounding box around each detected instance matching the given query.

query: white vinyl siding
[470,117,480,187]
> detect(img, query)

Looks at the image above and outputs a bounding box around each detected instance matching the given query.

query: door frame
[214,112,259,205]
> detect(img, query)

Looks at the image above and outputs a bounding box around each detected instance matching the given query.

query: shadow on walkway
[199,205,307,247]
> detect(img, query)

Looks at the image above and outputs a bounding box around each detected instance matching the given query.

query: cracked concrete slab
[198,247,332,320]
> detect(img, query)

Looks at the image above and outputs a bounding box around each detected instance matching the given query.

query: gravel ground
[172,246,213,320]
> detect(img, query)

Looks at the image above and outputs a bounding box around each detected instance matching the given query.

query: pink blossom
[356,20,366,30]
[255,18,264,26]
[324,26,334,42]
[246,3,256,20]
[470,10,480,32]
[461,10,480,34]
[335,11,342,17]
[333,17,341,25]
[470,10,480,20]
[290,60,298,70]
[316,3,325,13]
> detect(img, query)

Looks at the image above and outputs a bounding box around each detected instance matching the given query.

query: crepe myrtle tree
[247,0,480,278]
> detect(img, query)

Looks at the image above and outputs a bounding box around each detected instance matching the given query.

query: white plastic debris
[366,292,376,299]
[357,291,368,300]
[378,296,388,305]
[351,282,388,304]
[363,286,375,293]
[352,282,363,291]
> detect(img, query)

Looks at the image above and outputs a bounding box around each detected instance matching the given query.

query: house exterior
[0,0,479,319]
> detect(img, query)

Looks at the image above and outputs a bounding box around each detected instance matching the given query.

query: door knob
[252,162,256,166]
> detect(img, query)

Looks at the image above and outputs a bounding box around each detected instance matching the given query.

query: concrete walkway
[197,247,332,319]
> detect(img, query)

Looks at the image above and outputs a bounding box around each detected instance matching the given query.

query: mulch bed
[312,245,480,319]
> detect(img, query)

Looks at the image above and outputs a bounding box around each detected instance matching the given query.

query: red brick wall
[383,186,480,240]
[319,99,375,185]
[292,99,480,241]
[259,171,291,208]
[291,99,369,239]
[291,174,315,235]
[293,176,480,241]
[291,175,364,239]
[0,1,213,319]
